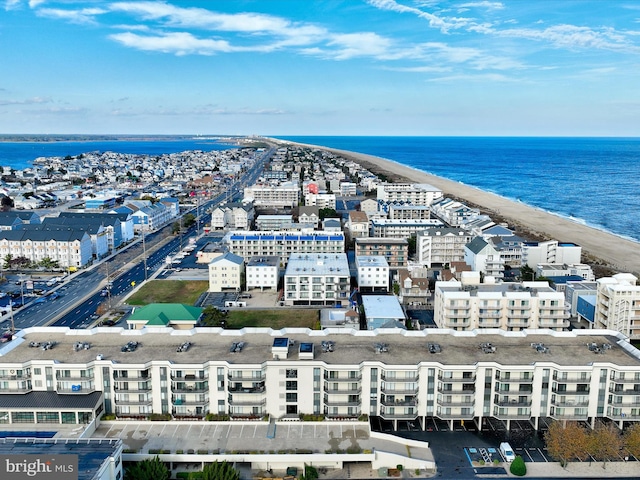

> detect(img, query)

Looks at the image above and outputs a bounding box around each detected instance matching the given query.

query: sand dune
[284,140,640,276]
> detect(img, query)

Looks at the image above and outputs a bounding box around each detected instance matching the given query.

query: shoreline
[275,139,640,276]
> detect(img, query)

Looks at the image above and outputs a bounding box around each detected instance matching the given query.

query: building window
[286,381,297,390]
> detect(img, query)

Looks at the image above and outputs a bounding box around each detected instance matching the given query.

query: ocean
[1,136,639,243]
[276,136,640,243]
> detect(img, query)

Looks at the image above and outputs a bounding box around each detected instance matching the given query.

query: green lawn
[127,280,208,305]
[126,281,319,328]
[227,309,319,329]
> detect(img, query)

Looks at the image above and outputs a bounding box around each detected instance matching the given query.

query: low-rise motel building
[1,326,640,433]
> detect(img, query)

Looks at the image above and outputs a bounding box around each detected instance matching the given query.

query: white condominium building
[387,204,432,220]
[284,253,350,306]
[595,274,640,339]
[246,256,280,291]
[355,255,390,292]
[434,281,570,331]
[1,327,639,432]
[222,230,345,265]
[417,227,473,268]
[376,183,443,206]
[304,193,336,209]
[244,182,300,207]
[370,219,443,238]
[521,240,582,268]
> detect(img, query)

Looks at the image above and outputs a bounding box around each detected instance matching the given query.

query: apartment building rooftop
[437,281,559,297]
[3,327,638,368]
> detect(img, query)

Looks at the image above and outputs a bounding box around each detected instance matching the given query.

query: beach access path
[312,143,640,276]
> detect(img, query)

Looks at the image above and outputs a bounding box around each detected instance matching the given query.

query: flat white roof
[361,295,406,319]
[285,253,349,276]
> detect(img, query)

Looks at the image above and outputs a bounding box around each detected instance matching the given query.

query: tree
[39,257,59,271]
[182,213,196,228]
[624,423,640,459]
[2,254,12,270]
[407,235,417,257]
[509,456,526,476]
[544,421,590,467]
[199,305,227,327]
[589,422,623,468]
[201,461,239,480]
[318,207,338,220]
[124,456,169,480]
[520,264,535,281]
[171,221,181,234]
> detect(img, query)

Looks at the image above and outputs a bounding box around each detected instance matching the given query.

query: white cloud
[36,7,106,24]
[426,72,516,82]
[109,31,234,55]
[0,96,52,106]
[457,1,504,10]
[496,24,640,53]
[327,32,393,60]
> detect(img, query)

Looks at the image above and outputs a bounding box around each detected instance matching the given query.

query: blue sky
[1,0,639,136]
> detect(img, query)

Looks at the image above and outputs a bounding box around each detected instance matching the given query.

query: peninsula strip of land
[286,141,640,276]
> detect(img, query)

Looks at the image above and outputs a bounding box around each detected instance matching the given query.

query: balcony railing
[550,412,589,420]
[552,387,590,395]
[323,398,361,407]
[435,410,475,420]
[114,385,152,393]
[496,399,533,407]
[0,373,31,380]
[550,400,589,407]
[380,397,417,407]
[380,410,418,420]
[325,411,361,419]
[438,399,475,407]
[325,385,361,394]
[171,397,209,407]
[610,377,640,384]
[171,383,209,393]
[438,387,476,394]
[609,388,640,396]
[495,375,534,383]
[114,397,152,406]
[506,319,529,327]
[170,374,207,381]
[553,375,591,383]
[493,411,531,420]
[381,373,418,382]
[228,385,265,394]
[56,373,94,380]
[379,385,417,395]
[227,372,266,382]
[438,375,476,383]
[324,374,361,382]
[227,397,266,407]
[113,373,150,382]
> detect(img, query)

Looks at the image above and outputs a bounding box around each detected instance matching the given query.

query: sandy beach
[278,139,640,276]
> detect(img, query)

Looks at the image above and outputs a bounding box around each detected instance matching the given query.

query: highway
[8,146,273,330]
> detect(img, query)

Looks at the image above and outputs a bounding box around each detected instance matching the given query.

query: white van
[500,442,516,462]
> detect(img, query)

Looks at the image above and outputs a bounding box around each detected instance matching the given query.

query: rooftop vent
[177,341,192,353]
[73,341,91,352]
[321,341,335,353]
[587,342,611,354]
[374,342,389,354]
[531,342,550,354]
[480,342,496,354]
[427,343,442,354]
